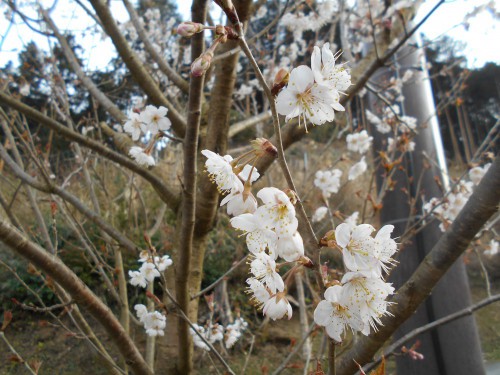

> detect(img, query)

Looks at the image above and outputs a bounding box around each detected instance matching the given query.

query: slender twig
[191,255,248,300]
[238,37,325,293]
[161,286,236,375]
[241,334,255,375]
[0,332,38,375]
[364,293,500,372]
[271,322,316,375]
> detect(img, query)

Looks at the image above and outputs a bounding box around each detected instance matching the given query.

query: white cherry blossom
[276,65,342,129]
[250,252,285,294]
[263,292,293,320]
[314,169,342,198]
[346,130,373,154]
[276,231,304,262]
[348,157,367,180]
[484,240,499,257]
[238,164,260,183]
[129,270,147,288]
[156,255,173,272]
[142,311,166,337]
[314,285,364,342]
[374,225,398,273]
[124,112,143,141]
[129,146,155,167]
[311,43,351,93]
[139,262,160,282]
[312,206,328,223]
[246,277,271,307]
[139,105,171,135]
[220,178,257,216]
[341,272,394,334]
[335,223,379,274]
[134,304,148,321]
[201,150,240,193]
[469,163,491,185]
[231,213,278,256]
[254,187,298,236]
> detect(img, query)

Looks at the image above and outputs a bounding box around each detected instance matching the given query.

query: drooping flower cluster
[128,250,173,288]
[423,163,490,231]
[366,106,417,135]
[128,250,173,337]
[202,141,303,321]
[190,317,248,350]
[124,105,172,166]
[135,304,167,337]
[276,43,350,130]
[314,169,343,198]
[346,130,373,154]
[314,222,397,342]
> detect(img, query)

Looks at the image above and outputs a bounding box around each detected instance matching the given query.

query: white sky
[0,0,498,70]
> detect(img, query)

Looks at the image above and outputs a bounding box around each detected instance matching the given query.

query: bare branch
[39,6,127,123]
[88,0,187,137]
[122,0,189,94]
[336,156,500,374]
[0,218,153,375]
[0,92,180,210]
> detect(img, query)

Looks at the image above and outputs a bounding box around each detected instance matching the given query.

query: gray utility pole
[368,33,485,375]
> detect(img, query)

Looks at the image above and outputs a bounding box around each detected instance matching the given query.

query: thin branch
[88,0,187,137]
[16,300,75,312]
[0,218,153,375]
[0,92,180,210]
[336,156,500,374]
[191,255,248,300]
[364,293,500,372]
[271,322,316,375]
[122,0,189,94]
[39,6,127,123]
[0,332,38,375]
[0,144,140,254]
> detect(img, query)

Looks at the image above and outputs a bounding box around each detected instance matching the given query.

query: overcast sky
[0,0,498,70]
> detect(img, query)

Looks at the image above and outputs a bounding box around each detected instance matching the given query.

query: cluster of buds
[177,12,241,77]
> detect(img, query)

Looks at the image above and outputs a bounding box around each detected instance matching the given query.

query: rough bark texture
[335,156,500,375]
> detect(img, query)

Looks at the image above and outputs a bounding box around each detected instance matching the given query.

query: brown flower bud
[271,68,289,96]
[298,256,314,268]
[251,138,278,158]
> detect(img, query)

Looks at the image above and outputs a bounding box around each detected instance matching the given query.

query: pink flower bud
[190,51,214,77]
[177,22,204,37]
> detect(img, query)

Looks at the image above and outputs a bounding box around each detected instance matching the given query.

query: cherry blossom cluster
[128,250,173,337]
[124,105,172,166]
[190,317,248,351]
[313,156,368,199]
[423,163,491,232]
[134,304,166,337]
[366,104,418,154]
[202,140,309,321]
[276,43,351,130]
[314,222,398,342]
